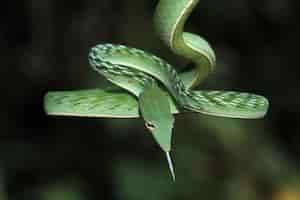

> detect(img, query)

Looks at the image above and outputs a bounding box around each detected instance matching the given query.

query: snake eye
[145,121,156,131]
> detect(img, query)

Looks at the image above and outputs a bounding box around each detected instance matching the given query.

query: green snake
[46,0,269,181]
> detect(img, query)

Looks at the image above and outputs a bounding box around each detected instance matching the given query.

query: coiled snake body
[47,0,269,181]
[87,0,268,180]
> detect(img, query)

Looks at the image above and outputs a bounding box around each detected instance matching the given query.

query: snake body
[45,0,269,181]
[88,0,268,119]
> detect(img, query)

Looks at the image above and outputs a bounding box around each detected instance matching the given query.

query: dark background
[1,0,299,199]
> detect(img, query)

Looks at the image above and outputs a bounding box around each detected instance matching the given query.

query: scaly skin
[88,43,268,119]
[45,0,269,181]
[87,0,268,181]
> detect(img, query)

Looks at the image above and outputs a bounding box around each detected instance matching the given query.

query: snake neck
[154,0,216,88]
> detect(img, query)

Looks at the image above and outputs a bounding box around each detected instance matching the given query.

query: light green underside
[44,88,268,119]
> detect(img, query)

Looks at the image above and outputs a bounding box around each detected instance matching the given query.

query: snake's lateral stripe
[89,43,268,119]
[89,44,189,103]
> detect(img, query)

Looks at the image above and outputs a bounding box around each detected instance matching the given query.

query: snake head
[144,117,174,152]
[139,85,174,152]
